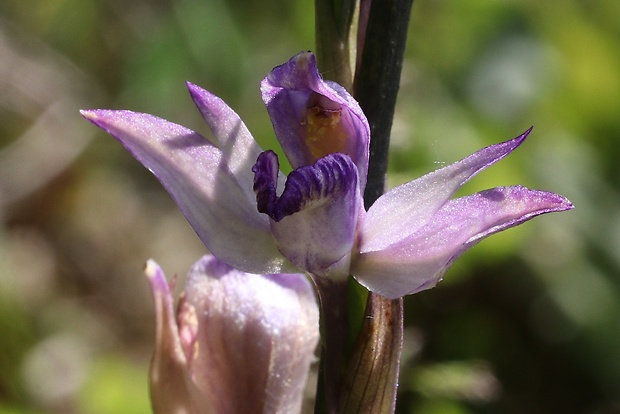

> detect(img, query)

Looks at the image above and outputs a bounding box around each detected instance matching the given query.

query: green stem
[341,0,415,412]
[313,277,349,414]
[314,0,414,412]
[356,0,415,208]
[314,0,358,90]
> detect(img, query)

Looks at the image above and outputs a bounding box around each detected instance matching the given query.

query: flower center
[304,105,349,160]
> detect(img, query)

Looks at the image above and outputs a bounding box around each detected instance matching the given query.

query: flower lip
[253,150,362,277]
[253,150,359,222]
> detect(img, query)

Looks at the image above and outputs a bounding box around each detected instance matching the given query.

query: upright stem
[314,0,414,412]
[313,278,350,414]
[344,0,414,412]
[355,0,414,208]
[314,0,358,90]
[314,3,360,414]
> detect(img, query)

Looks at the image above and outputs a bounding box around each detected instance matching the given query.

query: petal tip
[524,125,534,136]
[527,187,574,213]
[185,80,205,96]
[144,259,160,278]
[557,195,575,212]
[79,109,99,121]
[144,259,171,296]
[509,126,534,148]
[295,50,316,66]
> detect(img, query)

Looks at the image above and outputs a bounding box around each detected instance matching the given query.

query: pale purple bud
[146,255,319,414]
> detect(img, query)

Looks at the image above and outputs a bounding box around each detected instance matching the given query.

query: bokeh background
[0,0,618,413]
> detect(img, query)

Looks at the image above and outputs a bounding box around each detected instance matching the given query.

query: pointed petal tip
[264,50,320,91]
[185,81,228,121]
[186,81,208,103]
[79,109,99,121]
[465,126,535,175]
[79,109,140,130]
[487,126,534,157]
[556,194,575,212]
[144,259,172,297]
[283,50,316,68]
[505,126,533,149]
[80,109,124,121]
[185,80,207,97]
[520,187,574,213]
[144,259,160,278]
[454,186,576,250]
[515,125,533,143]
[296,50,316,65]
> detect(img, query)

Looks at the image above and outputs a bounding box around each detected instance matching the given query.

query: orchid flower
[81,51,573,300]
[146,254,319,414]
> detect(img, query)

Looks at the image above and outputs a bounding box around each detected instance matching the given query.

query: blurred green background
[0,0,618,413]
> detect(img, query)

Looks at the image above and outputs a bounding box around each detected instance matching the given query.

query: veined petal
[186,82,287,201]
[81,110,292,274]
[253,151,362,278]
[184,255,320,414]
[353,186,574,299]
[261,51,370,189]
[361,128,532,252]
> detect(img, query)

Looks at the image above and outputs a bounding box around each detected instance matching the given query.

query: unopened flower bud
[146,255,319,414]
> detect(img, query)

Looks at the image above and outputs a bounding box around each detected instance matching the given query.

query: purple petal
[261,51,370,189]
[81,109,292,274]
[186,82,287,201]
[253,150,280,218]
[353,186,574,299]
[361,128,532,252]
[253,151,362,277]
[183,255,319,414]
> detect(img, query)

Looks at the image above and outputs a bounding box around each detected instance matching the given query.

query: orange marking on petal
[304,105,349,160]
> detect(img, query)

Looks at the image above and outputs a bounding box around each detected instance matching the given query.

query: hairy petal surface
[183,255,320,414]
[261,51,370,189]
[254,151,362,278]
[81,110,291,274]
[361,128,532,252]
[353,186,574,299]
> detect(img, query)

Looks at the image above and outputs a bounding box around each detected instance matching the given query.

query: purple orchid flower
[146,254,319,414]
[81,51,573,300]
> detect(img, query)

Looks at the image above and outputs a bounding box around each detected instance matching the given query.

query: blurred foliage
[0,0,619,413]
